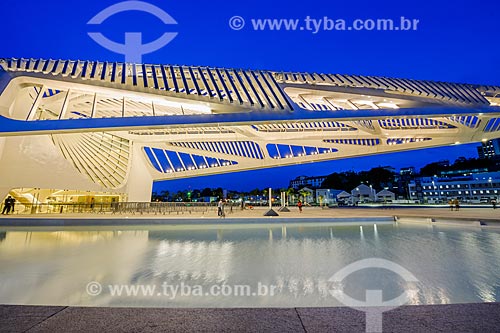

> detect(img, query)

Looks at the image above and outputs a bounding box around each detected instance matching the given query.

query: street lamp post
[488,178,493,201]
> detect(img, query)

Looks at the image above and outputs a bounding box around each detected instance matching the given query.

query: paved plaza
[1,303,499,333]
[1,206,499,226]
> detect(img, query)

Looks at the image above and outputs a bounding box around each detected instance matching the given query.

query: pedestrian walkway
[1,206,499,220]
[1,303,498,332]
[1,206,499,228]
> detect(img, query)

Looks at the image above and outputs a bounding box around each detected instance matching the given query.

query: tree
[192,189,201,200]
[363,167,395,190]
[214,187,224,199]
[321,171,361,191]
[249,188,261,196]
[286,187,295,205]
[160,190,170,201]
[420,161,448,177]
[151,190,169,202]
[419,158,495,177]
[299,189,311,203]
[173,190,185,201]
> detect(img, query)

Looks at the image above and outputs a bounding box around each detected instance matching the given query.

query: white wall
[0,135,107,193]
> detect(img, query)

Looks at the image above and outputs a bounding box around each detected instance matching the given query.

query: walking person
[454,198,460,212]
[492,199,497,210]
[297,200,303,213]
[8,197,15,214]
[2,196,12,215]
[111,198,118,213]
[217,199,225,218]
[448,200,454,211]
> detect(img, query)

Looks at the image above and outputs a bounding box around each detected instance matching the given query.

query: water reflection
[0,224,498,307]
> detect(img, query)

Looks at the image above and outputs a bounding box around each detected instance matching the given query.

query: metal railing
[0,202,239,216]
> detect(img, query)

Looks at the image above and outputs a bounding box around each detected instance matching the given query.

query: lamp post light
[488,178,493,201]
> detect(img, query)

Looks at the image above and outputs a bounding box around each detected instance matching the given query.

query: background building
[376,189,396,202]
[289,175,327,190]
[409,172,500,203]
[477,138,500,159]
[351,184,377,203]
[315,189,343,205]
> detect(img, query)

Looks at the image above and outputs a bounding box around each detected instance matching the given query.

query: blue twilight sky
[2,0,500,192]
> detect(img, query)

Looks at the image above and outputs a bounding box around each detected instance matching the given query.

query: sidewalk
[1,206,500,218]
[1,206,500,227]
[2,303,499,332]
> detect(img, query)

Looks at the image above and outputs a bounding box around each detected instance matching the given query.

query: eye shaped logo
[87,1,178,63]
[329,258,419,332]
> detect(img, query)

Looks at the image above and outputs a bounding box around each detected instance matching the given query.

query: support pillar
[125,144,155,202]
[264,187,279,216]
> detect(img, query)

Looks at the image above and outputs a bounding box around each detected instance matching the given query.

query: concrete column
[125,144,155,202]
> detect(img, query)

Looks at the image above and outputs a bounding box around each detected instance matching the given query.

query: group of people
[1,196,15,215]
[220,199,307,217]
[448,199,460,211]
[217,199,226,218]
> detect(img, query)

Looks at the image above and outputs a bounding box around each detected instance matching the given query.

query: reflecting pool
[0,222,498,307]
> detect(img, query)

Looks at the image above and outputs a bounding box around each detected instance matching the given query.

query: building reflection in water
[0,223,498,307]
